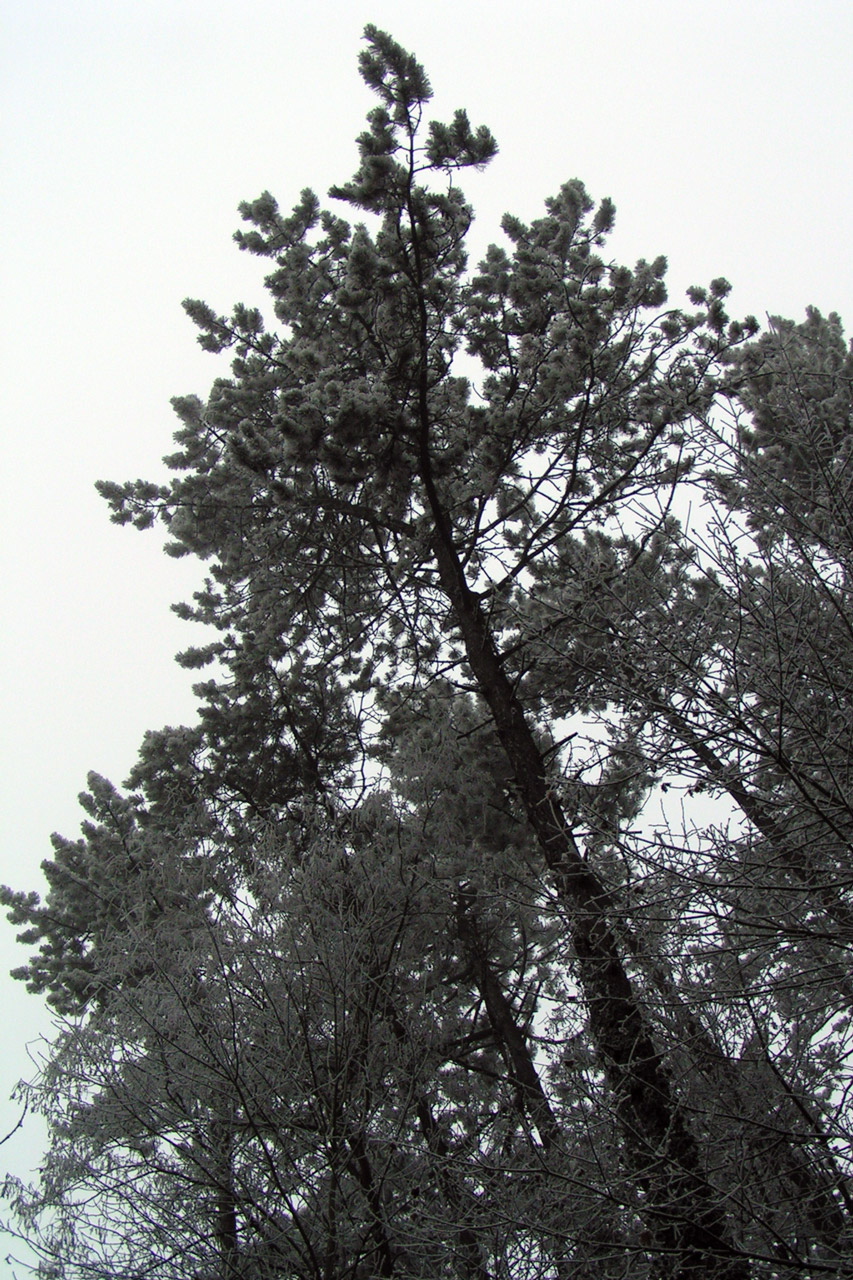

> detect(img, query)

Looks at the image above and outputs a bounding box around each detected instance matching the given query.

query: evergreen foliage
[3,27,853,1280]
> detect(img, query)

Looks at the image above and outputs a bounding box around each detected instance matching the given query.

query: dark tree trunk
[424,501,751,1279]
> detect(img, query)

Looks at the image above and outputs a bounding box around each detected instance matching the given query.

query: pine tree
[4,26,853,1280]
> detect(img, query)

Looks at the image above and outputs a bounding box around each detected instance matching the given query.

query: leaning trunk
[422,457,749,1276]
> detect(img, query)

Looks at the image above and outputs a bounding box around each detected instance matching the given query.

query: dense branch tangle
[6,25,853,1280]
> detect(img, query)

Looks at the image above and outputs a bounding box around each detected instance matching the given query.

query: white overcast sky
[2,0,852,1272]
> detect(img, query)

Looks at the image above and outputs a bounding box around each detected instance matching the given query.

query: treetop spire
[359,24,434,121]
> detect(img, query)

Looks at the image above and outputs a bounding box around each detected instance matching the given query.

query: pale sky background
[1,1,852,1274]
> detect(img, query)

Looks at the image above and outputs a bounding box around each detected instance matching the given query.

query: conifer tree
[4,26,853,1280]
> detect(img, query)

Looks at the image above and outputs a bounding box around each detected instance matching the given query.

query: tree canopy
[3,26,853,1280]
